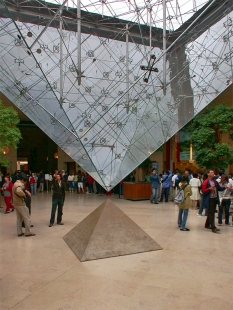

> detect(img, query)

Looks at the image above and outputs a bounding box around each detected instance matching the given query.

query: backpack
[174,184,188,205]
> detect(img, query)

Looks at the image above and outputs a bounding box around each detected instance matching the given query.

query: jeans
[95,182,100,194]
[39,182,44,192]
[150,187,158,203]
[218,199,231,224]
[178,208,189,229]
[30,184,35,195]
[74,181,78,192]
[160,187,169,202]
[50,198,64,224]
[46,180,49,192]
[198,194,204,215]
[205,198,217,230]
[88,183,94,193]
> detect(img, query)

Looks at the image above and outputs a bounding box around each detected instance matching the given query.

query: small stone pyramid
[63,199,162,261]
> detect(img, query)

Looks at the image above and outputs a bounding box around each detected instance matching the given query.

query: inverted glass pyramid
[0,0,232,190]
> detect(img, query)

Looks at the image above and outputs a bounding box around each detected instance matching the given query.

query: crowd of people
[0,167,233,237]
[0,169,114,236]
[150,168,233,232]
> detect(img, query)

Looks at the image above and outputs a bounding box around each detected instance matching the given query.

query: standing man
[12,174,36,237]
[160,170,172,202]
[38,170,45,192]
[150,169,160,204]
[87,174,95,193]
[202,170,226,233]
[184,169,192,183]
[49,174,65,227]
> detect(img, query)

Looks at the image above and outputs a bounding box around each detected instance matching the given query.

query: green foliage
[190,104,233,169]
[156,145,164,152]
[138,157,152,170]
[0,100,22,166]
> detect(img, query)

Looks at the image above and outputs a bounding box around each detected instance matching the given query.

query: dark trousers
[205,198,217,230]
[95,182,100,194]
[218,199,231,224]
[88,183,94,193]
[160,187,169,202]
[50,198,63,224]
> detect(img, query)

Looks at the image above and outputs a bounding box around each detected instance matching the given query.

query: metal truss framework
[0,0,232,190]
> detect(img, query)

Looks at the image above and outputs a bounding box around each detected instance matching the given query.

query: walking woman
[189,172,201,209]
[2,176,14,213]
[218,175,233,226]
[177,175,192,231]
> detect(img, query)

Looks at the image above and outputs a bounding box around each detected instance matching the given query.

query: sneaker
[230,224,233,227]
[218,224,222,226]
[197,213,202,216]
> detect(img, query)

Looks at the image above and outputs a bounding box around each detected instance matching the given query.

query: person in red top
[202,170,228,233]
[29,174,36,195]
[87,174,95,193]
[2,176,14,213]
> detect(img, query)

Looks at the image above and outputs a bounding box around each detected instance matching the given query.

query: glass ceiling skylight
[47,0,209,30]
[0,0,232,189]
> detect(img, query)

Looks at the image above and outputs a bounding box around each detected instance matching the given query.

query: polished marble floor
[0,192,232,310]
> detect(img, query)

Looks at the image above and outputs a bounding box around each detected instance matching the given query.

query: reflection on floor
[0,193,232,310]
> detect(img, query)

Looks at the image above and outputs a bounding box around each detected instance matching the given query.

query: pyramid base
[63,199,162,261]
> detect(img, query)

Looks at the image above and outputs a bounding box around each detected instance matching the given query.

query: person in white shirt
[45,173,49,192]
[189,172,201,209]
[218,175,233,226]
[67,173,74,193]
[172,172,178,200]
[48,173,53,191]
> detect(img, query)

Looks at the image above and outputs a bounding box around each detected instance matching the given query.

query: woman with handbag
[2,176,14,213]
[189,172,201,210]
[218,175,232,226]
[177,175,192,231]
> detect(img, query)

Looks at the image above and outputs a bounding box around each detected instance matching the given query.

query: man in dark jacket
[49,174,65,227]
[202,170,227,233]
[160,170,172,202]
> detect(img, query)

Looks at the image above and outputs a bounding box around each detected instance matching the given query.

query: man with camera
[49,174,66,227]
[12,174,36,237]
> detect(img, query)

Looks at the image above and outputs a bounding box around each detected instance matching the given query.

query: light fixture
[54,152,58,159]
[2,146,9,155]
[27,31,32,37]
[36,48,42,54]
